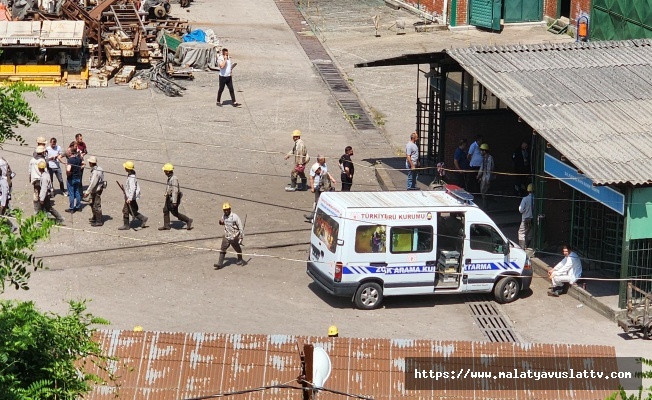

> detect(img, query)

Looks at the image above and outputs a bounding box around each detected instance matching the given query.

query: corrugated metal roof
[320,190,474,210]
[86,330,620,399]
[446,39,652,185]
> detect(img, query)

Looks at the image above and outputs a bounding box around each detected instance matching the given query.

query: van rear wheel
[494,277,520,304]
[354,282,383,310]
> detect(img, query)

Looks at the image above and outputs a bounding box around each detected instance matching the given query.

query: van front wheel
[494,277,520,304]
[354,282,383,310]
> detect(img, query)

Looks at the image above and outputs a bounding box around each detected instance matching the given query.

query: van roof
[320,190,477,209]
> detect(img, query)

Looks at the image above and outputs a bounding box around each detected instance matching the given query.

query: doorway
[559,0,570,17]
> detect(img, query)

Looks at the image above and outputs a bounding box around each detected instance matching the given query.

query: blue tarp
[182,29,206,43]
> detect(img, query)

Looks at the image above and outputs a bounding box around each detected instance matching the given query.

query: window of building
[390,226,433,253]
[469,224,506,254]
[355,225,387,253]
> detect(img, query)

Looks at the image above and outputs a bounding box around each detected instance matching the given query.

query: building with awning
[355,39,652,307]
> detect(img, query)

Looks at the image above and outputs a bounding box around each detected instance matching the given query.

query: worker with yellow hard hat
[83,156,106,227]
[518,183,534,249]
[215,201,245,269]
[158,163,193,231]
[37,160,64,225]
[29,145,48,213]
[284,130,310,192]
[119,161,148,230]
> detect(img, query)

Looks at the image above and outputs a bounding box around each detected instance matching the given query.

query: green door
[469,0,501,30]
[591,0,652,40]
[503,0,542,22]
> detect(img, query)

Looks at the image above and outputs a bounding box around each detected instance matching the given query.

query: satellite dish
[312,347,332,388]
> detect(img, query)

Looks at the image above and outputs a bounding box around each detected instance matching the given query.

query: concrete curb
[374,162,397,191]
[530,257,627,323]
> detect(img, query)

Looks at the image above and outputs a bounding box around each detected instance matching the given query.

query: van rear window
[313,208,339,253]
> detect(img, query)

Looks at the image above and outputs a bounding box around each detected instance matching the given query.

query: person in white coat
[548,244,582,297]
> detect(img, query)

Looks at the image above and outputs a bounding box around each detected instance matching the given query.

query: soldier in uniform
[119,161,148,230]
[83,156,105,227]
[214,202,245,269]
[158,163,193,231]
[37,161,64,225]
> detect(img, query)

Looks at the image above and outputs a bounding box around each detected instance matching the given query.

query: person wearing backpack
[338,146,354,191]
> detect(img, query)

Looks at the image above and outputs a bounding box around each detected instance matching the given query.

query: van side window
[355,225,387,253]
[469,224,505,254]
[313,208,339,254]
[390,226,433,253]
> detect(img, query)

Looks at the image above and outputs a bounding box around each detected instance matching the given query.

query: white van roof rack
[444,184,474,205]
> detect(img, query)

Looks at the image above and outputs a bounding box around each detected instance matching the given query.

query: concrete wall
[443,111,532,192]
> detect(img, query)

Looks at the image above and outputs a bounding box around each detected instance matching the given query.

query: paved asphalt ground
[0,0,647,362]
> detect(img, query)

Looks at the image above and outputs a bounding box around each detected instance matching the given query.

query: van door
[463,223,510,292]
[383,223,436,296]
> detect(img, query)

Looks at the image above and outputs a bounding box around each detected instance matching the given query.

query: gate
[469,0,501,30]
[591,0,652,40]
[503,0,542,23]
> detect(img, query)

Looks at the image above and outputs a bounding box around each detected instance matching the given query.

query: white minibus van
[306,186,532,309]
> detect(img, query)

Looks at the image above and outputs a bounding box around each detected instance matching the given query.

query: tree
[0,83,116,398]
[0,82,55,294]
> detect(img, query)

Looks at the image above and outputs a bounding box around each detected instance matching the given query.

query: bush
[0,300,113,399]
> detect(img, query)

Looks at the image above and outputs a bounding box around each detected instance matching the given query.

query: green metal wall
[628,187,652,240]
[503,0,542,23]
[591,0,652,40]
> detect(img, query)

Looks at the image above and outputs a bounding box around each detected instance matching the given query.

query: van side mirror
[503,241,510,255]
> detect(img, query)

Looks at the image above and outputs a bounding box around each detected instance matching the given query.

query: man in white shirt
[467,135,483,194]
[46,137,66,196]
[216,48,240,107]
[548,245,582,297]
[518,183,533,249]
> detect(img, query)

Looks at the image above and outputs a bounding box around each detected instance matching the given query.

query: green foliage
[607,358,652,400]
[0,82,41,147]
[0,300,114,399]
[0,209,56,294]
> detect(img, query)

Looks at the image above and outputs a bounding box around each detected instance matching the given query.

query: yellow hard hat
[527,183,533,192]
[123,161,135,170]
[162,163,174,172]
[87,156,97,164]
[36,136,47,144]
[36,145,46,153]
[292,129,301,137]
[328,325,338,336]
[480,143,490,151]
[37,160,46,169]
[222,202,231,210]
[133,326,143,332]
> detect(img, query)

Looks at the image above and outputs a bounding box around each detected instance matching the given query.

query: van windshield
[313,208,339,253]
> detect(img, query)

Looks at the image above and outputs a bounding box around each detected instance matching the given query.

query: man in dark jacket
[512,141,530,196]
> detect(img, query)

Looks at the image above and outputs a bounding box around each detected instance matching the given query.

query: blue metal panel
[544,153,625,215]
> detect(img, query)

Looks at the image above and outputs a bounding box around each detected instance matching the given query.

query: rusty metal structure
[86,330,620,400]
[0,0,191,88]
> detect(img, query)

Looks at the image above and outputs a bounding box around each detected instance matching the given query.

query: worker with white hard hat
[83,156,106,227]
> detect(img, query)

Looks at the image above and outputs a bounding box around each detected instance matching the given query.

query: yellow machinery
[0,20,86,87]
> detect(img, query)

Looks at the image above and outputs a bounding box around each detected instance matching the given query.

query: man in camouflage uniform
[158,163,193,231]
[83,156,105,227]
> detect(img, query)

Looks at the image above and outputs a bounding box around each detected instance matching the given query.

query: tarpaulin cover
[182,29,206,43]
[174,41,218,69]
